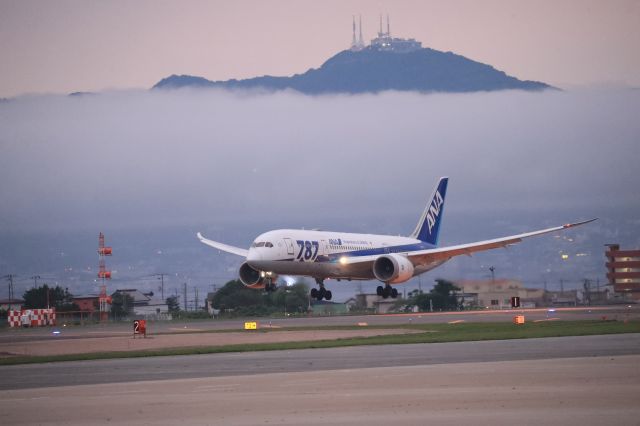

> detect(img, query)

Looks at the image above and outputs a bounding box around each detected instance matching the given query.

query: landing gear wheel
[382,286,391,299]
[391,288,398,299]
[313,278,331,301]
[376,286,384,296]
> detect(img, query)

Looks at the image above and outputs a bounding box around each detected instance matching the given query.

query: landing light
[339,256,348,265]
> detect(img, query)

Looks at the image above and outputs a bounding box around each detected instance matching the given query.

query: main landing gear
[377,284,398,299]
[310,278,332,301]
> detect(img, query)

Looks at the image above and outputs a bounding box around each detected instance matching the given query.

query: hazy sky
[1,0,639,97]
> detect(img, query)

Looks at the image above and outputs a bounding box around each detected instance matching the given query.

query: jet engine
[372,254,415,284]
[238,262,266,289]
[238,262,277,289]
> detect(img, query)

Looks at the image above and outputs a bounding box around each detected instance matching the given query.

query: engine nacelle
[239,262,265,289]
[373,254,415,284]
[238,262,277,289]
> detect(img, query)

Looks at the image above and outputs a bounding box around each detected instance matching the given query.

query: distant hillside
[153,47,553,94]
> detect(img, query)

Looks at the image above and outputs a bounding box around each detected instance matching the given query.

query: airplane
[197,177,595,301]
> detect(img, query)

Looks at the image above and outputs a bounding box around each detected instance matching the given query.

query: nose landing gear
[310,278,332,301]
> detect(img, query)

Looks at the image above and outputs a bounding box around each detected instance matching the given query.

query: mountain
[153,47,553,94]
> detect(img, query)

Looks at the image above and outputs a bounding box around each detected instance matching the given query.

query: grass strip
[1,320,638,366]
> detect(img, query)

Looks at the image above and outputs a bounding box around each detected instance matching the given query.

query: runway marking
[533,318,561,322]
[169,328,204,332]
[448,320,466,324]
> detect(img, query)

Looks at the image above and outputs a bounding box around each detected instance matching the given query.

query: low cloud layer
[1,88,639,298]
[1,89,638,236]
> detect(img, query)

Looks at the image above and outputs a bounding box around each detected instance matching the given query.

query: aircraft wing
[408,218,597,263]
[340,218,597,266]
[197,232,248,257]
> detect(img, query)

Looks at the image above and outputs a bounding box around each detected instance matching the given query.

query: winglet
[410,177,449,246]
[562,218,598,229]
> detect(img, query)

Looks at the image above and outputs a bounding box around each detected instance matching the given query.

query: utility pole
[560,279,564,295]
[4,274,16,310]
[489,266,496,286]
[194,287,199,311]
[583,279,591,306]
[154,273,168,301]
[183,282,188,311]
[31,275,41,289]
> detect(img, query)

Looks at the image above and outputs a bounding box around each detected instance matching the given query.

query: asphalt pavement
[2,333,639,390]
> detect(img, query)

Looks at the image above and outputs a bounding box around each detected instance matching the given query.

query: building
[455,279,544,309]
[111,289,169,318]
[369,15,422,52]
[0,298,24,311]
[205,292,220,317]
[349,15,422,53]
[310,300,349,315]
[72,294,100,312]
[606,244,640,300]
[353,293,398,314]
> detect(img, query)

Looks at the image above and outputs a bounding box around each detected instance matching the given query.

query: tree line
[1,278,462,320]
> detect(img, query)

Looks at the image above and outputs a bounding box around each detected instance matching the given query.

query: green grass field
[1,320,638,366]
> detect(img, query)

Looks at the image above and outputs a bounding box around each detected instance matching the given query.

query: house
[111,289,169,318]
[0,298,24,311]
[72,294,100,312]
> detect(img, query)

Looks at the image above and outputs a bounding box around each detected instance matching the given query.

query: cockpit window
[251,241,273,248]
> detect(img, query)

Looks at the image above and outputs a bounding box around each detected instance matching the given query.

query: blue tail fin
[410,177,448,246]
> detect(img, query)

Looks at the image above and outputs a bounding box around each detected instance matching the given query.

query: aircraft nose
[247,248,262,262]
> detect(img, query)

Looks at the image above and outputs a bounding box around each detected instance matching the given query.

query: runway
[1,334,639,425]
[2,333,639,390]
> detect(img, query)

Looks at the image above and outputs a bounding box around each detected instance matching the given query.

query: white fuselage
[246,229,443,281]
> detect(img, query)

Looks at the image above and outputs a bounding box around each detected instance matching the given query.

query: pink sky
[1,0,639,97]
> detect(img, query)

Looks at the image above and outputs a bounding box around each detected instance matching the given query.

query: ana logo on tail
[427,190,444,234]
